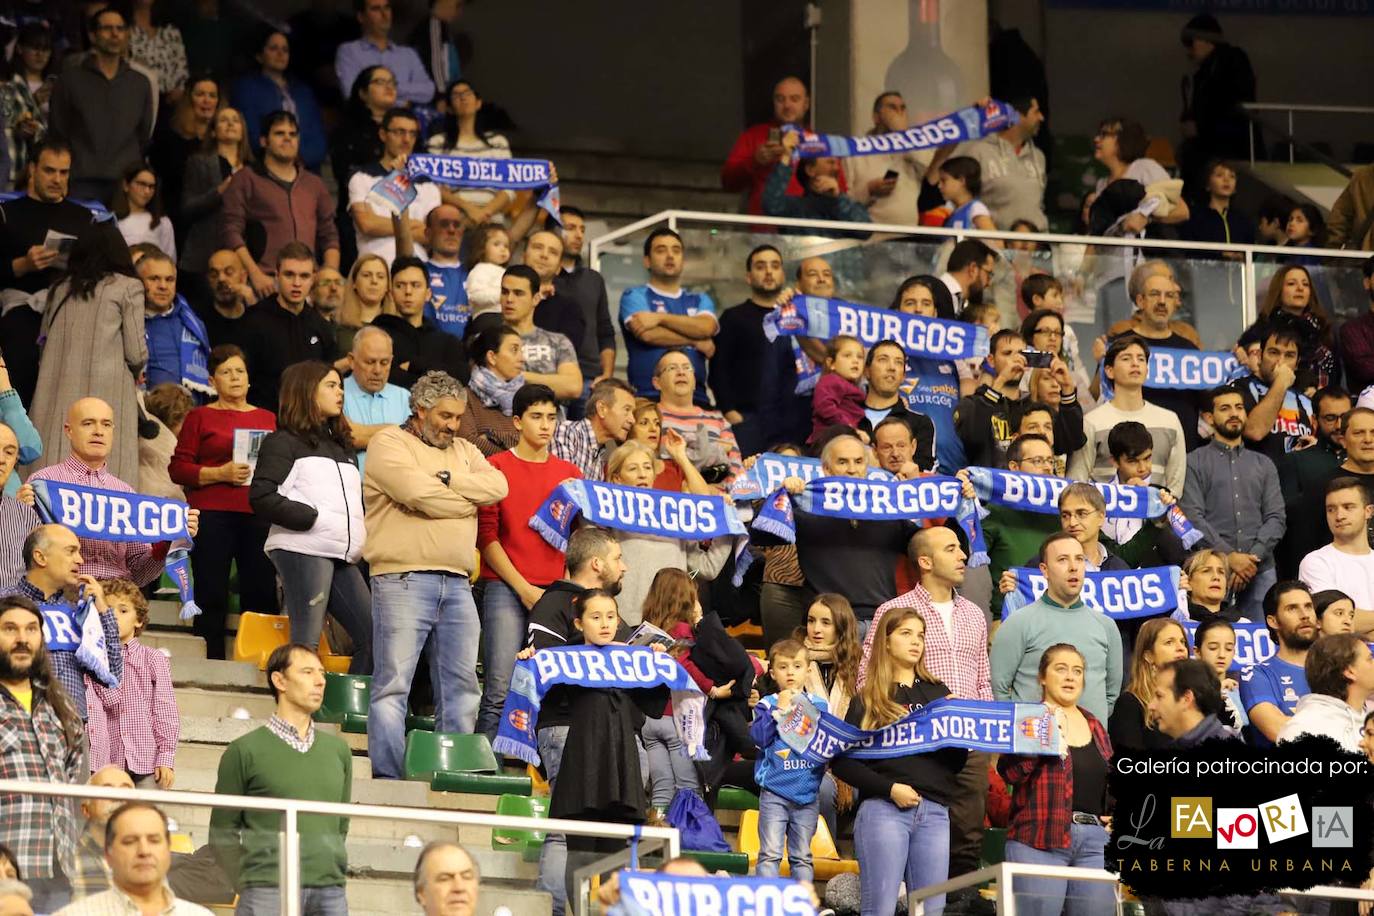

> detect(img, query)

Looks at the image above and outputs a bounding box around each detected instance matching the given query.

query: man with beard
[856,341,936,471]
[619,229,716,406]
[845,92,926,225]
[721,76,811,216]
[963,94,1048,231]
[0,593,87,913]
[1239,325,1315,466]
[1181,387,1285,619]
[522,527,628,916]
[193,251,256,351]
[937,239,997,313]
[711,245,788,456]
[1240,581,1316,745]
[362,371,508,779]
[310,267,346,324]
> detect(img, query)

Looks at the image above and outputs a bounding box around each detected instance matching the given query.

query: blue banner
[764,295,989,362]
[787,99,1019,159]
[39,593,117,688]
[618,872,817,916]
[407,153,561,223]
[965,467,1204,548]
[729,452,895,502]
[751,476,987,566]
[1181,620,1276,668]
[1099,347,1244,400]
[493,646,706,767]
[776,695,1061,764]
[529,480,746,553]
[1000,566,1187,621]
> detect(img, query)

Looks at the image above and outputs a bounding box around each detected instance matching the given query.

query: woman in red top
[996,644,1115,916]
[169,344,277,658]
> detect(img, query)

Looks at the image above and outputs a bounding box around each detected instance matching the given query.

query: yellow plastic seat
[737,809,859,879]
[170,832,195,854]
[319,628,351,675]
[231,613,289,670]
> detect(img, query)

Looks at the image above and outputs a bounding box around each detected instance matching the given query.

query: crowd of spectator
[1,5,1374,916]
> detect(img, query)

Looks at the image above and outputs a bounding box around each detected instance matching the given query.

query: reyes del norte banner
[787,99,1019,159]
[729,452,895,502]
[1001,566,1187,621]
[764,295,989,362]
[368,154,561,224]
[529,480,745,552]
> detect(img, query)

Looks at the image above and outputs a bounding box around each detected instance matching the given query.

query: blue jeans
[641,714,699,809]
[477,579,529,741]
[268,550,372,675]
[854,796,950,916]
[1235,565,1277,622]
[236,885,348,916]
[757,788,819,883]
[1005,823,1115,916]
[367,572,482,778]
[537,725,570,916]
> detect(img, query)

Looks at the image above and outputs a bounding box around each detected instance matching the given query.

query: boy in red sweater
[476,383,583,740]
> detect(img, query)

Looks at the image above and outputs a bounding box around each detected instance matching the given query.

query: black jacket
[554,264,615,378]
[241,300,341,414]
[955,384,1086,470]
[371,314,469,387]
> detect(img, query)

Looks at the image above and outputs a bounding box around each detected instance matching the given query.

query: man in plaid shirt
[0,593,87,912]
[550,378,636,480]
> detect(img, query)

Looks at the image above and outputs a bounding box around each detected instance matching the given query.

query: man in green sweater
[989,530,1123,722]
[210,644,352,915]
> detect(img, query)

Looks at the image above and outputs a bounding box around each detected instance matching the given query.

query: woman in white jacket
[604,440,733,626]
[249,361,372,673]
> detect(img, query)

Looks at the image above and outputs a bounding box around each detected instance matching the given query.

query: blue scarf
[39,592,118,688]
[1001,566,1186,621]
[31,480,201,621]
[751,476,987,566]
[492,645,706,766]
[1181,620,1276,668]
[150,294,212,396]
[1098,347,1244,399]
[729,452,895,502]
[791,340,821,395]
[403,153,561,223]
[764,295,989,362]
[468,366,524,415]
[776,695,1062,765]
[617,872,817,916]
[787,99,1019,159]
[530,480,746,552]
[965,467,1204,549]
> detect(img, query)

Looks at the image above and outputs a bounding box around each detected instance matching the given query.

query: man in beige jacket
[362,371,508,778]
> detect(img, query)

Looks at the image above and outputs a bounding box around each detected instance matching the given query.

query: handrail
[0,779,680,916]
[1244,102,1374,116]
[1240,103,1357,176]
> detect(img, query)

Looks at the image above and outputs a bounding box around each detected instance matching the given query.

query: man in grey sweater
[990,529,1123,722]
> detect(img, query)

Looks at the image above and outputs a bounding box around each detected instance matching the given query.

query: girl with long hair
[793,593,861,838]
[114,162,176,263]
[337,254,394,352]
[1192,616,1247,729]
[457,324,523,457]
[1241,263,1337,390]
[1108,617,1188,750]
[831,609,963,916]
[248,362,371,674]
[152,75,221,230]
[427,80,515,227]
[179,106,252,278]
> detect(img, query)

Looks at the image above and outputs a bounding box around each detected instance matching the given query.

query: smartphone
[1021,348,1055,369]
[883,169,899,181]
[767,127,781,145]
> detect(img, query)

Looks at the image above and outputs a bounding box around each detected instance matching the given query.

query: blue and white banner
[764,295,989,362]
[31,480,199,621]
[404,153,561,223]
[1099,348,1244,400]
[787,99,1019,160]
[729,452,894,502]
[776,696,1061,765]
[39,592,118,688]
[493,646,706,767]
[1181,620,1276,668]
[751,476,987,566]
[965,467,1204,548]
[1000,566,1187,621]
[529,480,745,553]
[618,872,817,916]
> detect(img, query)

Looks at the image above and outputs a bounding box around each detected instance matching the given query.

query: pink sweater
[809,373,866,443]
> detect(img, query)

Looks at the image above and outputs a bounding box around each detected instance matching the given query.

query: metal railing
[1243,101,1374,170]
[0,779,680,916]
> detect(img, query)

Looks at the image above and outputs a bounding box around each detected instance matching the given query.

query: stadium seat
[318,628,351,674]
[232,613,289,670]
[170,832,195,854]
[716,786,759,811]
[683,849,750,875]
[406,713,436,732]
[736,809,859,879]
[314,672,371,733]
[403,731,532,795]
[528,763,550,795]
[492,793,549,861]
[981,827,1007,867]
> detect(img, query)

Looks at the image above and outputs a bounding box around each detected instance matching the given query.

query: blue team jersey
[1238,656,1308,747]
[902,356,964,473]
[750,692,828,805]
[422,260,471,338]
[944,199,990,230]
[619,284,715,405]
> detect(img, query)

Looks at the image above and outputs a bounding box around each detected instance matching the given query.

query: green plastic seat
[406,714,436,732]
[980,827,1007,867]
[492,794,549,861]
[684,850,750,875]
[314,672,371,733]
[716,786,760,811]
[404,731,532,795]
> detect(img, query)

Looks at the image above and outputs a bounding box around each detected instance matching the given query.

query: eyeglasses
[451,88,476,100]
[1033,326,1063,339]
[657,364,693,377]
[370,77,397,88]
[1016,456,1055,469]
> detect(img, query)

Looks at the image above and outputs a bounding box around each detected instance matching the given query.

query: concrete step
[174,687,276,720]
[142,631,207,660]
[171,658,267,692]
[148,600,238,634]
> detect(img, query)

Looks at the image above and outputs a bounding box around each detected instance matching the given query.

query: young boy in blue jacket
[749,638,828,882]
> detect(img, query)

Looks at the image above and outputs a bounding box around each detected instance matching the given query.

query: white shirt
[1298,543,1374,610]
[117,211,177,264]
[347,170,442,265]
[930,598,955,638]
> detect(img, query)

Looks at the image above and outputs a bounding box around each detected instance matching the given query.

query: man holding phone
[845,91,925,224]
[721,76,811,215]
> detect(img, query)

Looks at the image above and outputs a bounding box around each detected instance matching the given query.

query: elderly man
[310,267,346,323]
[413,842,479,916]
[550,378,636,480]
[29,398,199,586]
[652,350,742,483]
[343,326,410,472]
[56,803,212,916]
[69,767,136,900]
[363,371,508,779]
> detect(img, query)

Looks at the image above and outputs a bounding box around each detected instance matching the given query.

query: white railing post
[998,861,1015,916]
[282,806,301,916]
[1242,249,1255,328]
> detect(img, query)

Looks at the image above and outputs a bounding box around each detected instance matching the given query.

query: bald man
[722,76,813,214]
[69,767,136,901]
[29,397,199,586]
[413,842,478,916]
[195,250,255,350]
[0,422,40,591]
